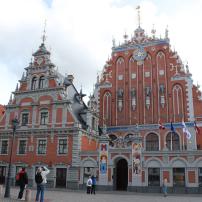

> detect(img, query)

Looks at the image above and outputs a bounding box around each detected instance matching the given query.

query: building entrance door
[56,168,67,188]
[173,168,185,186]
[0,166,6,184]
[115,158,128,190]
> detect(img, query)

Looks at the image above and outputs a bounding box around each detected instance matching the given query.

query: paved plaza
[0,187,202,202]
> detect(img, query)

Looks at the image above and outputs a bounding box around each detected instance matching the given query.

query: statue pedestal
[99,174,108,185]
[132,174,142,186]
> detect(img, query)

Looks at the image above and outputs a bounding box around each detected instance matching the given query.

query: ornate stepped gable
[96,23,202,129]
[0,39,95,132]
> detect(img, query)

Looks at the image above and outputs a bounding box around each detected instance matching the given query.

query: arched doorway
[114,158,128,190]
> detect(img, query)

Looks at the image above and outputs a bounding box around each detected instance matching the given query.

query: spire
[165,25,169,39]
[41,19,47,44]
[9,94,12,104]
[123,31,128,43]
[136,5,141,28]
[21,72,25,80]
[15,83,18,91]
[186,62,190,74]
[151,24,156,39]
[112,37,116,47]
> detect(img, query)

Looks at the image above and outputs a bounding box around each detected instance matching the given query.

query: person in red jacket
[17,167,28,200]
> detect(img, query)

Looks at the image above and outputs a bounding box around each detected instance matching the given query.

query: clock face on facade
[133,46,147,61]
[36,57,45,66]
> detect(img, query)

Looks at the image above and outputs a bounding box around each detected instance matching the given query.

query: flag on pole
[158,120,165,130]
[194,121,200,135]
[182,121,192,139]
[170,122,175,132]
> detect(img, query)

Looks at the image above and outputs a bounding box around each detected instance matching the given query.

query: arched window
[31,77,37,90]
[146,133,159,151]
[39,76,45,89]
[172,84,184,122]
[103,92,112,126]
[166,132,180,151]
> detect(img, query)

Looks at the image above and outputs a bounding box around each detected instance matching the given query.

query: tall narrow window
[172,85,184,122]
[37,139,47,155]
[146,133,159,151]
[103,92,112,126]
[21,113,29,126]
[173,168,185,186]
[40,111,48,125]
[1,140,8,154]
[39,76,45,89]
[148,168,160,186]
[18,140,27,154]
[166,132,180,151]
[58,139,67,155]
[31,77,37,90]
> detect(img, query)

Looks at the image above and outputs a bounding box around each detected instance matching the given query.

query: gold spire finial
[42,19,47,44]
[136,5,141,28]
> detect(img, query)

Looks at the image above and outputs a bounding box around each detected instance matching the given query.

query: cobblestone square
[1,188,202,202]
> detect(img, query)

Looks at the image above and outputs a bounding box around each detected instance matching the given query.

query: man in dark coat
[17,167,28,199]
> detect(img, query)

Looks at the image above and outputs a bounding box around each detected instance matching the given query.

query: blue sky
[0,0,202,105]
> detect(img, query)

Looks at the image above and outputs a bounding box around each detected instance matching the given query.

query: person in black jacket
[17,167,28,200]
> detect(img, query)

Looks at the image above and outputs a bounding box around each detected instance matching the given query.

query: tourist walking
[86,176,92,194]
[17,167,28,200]
[35,166,50,202]
[91,175,96,194]
[162,178,168,197]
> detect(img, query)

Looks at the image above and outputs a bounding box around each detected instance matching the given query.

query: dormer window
[39,76,45,89]
[31,77,37,90]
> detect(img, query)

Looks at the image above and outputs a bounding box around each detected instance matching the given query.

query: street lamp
[4,117,19,198]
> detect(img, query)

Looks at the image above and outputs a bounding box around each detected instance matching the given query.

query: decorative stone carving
[117,88,124,111]
[145,87,151,109]
[131,88,136,110]
[159,84,165,108]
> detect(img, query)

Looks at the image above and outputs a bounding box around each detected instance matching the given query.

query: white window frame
[131,73,136,79]
[37,138,47,155]
[118,75,123,80]
[17,138,28,155]
[40,109,49,125]
[21,111,29,126]
[57,137,68,155]
[0,139,9,155]
[145,72,150,78]
[159,70,164,76]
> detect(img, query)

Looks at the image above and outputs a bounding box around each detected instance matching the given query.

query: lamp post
[4,117,19,198]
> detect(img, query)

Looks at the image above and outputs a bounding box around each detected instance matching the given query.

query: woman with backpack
[17,167,28,200]
[35,166,50,202]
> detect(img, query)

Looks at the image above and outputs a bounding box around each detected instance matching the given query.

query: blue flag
[170,122,175,132]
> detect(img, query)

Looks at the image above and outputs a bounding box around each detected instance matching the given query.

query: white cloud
[0,0,202,105]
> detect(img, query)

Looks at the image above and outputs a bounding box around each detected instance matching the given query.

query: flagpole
[171,131,173,151]
[182,129,184,150]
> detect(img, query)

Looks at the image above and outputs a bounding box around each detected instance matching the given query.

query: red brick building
[0,13,202,193]
[0,40,99,188]
[93,21,202,192]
